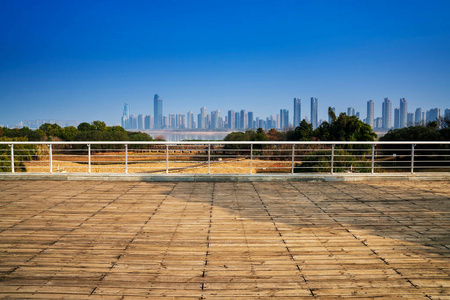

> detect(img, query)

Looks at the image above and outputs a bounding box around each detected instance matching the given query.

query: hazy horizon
[1,0,449,126]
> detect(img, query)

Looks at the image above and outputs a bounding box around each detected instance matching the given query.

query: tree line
[0,121,159,143]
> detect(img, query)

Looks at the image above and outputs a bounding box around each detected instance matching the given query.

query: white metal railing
[1,141,449,175]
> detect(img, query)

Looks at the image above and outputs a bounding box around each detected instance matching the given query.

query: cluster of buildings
[121,94,450,132]
[365,98,449,130]
[121,94,298,131]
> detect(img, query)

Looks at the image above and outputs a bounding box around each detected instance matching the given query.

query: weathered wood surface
[0,180,449,299]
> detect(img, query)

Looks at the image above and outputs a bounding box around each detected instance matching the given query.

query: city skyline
[1,1,449,126]
[118,95,449,132]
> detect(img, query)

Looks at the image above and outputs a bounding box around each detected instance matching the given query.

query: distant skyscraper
[407,113,414,127]
[186,111,194,129]
[293,98,301,127]
[248,112,254,129]
[375,117,383,129]
[394,107,400,129]
[280,109,289,130]
[235,112,240,129]
[228,110,235,129]
[415,108,423,126]
[199,107,207,129]
[347,107,355,116]
[311,97,318,129]
[129,115,137,129]
[197,113,202,129]
[211,110,220,129]
[144,115,153,129]
[382,98,392,130]
[240,109,247,129]
[400,98,407,128]
[153,94,163,129]
[426,108,441,123]
[121,115,128,129]
[328,107,335,123]
[138,114,145,130]
[445,108,450,120]
[366,100,374,128]
[122,103,130,129]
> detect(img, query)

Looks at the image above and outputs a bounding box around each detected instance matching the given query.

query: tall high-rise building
[407,113,414,127]
[234,112,240,129]
[415,108,423,126]
[426,108,441,123]
[228,110,235,129]
[176,114,185,129]
[382,97,392,130]
[153,94,163,129]
[366,100,374,128]
[248,112,254,129]
[144,115,153,129]
[168,113,176,129]
[240,110,247,130]
[311,97,318,129]
[138,114,145,130]
[199,107,207,129]
[121,115,128,129]
[375,117,383,129]
[129,115,137,129]
[211,110,220,129]
[394,107,400,129]
[347,107,355,116]
[186,111,194,129]
[122,103,130,129]
[400,98,408,128]
[280,109,289,130]
[197,113,202,129]
[328,107,336,123]
[445,108,450,120]
[293,98,301,127]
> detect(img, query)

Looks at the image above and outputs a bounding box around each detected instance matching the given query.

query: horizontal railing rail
[1,141,449,175]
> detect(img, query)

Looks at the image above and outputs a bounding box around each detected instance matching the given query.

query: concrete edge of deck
[0,172,449,182]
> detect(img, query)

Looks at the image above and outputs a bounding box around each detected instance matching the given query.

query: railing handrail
[1,141,449,145]
[2,140,450,175]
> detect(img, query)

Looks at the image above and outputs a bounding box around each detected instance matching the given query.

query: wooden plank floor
[0,180,449,299]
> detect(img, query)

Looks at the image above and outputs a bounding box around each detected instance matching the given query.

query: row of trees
[224,109,377,143]
[0,121,161,172]
[223,109,450,173]
[0,121,159,143]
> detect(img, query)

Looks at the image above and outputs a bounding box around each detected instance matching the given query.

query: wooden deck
[0,180,449,299]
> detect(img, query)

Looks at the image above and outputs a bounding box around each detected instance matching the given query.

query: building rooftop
[0,180,449,298]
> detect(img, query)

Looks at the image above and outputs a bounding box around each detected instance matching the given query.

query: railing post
[88,144,91,173]
[411,144,415,174]
[125,144,128,174]
[49,144,52,173]
[9,144,14,173]
[331,144,335,174]
[208,144,211,174]
[291,144,295,174]
[371,144,375,174]
[250,144,253,174]
[166,145,169,174]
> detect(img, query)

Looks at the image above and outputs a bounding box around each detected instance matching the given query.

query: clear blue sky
[1,0,449,126]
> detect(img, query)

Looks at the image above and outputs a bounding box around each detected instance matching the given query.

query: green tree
[286,120,314,141]
[39,123,62,138]
[252,128,269,141]
[92,120,107,131]
[59,126,79,141]
[77,122,95,131]
[314,112,376,142]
